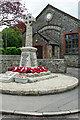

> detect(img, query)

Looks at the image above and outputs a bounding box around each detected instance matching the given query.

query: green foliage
[0,38,4,47]
[6,47,17,55]
[0,47,5,54]
[2,27,22,48]
[5,47,21,55]
[49,56,52,59]
[16,47,21,55]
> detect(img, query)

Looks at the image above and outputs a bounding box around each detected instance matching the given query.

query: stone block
[20,47,37,67]
[15,77,29,83]
[0,71,18,83]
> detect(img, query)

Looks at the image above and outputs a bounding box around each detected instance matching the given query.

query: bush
[49,56,52,59]
[0,47,5,54]
[16,47,21,55]
[5,47,21,55]
[6,47,17,55]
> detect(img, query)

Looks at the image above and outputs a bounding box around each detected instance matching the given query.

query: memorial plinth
[20,47,37,67]
[20,13,37,67]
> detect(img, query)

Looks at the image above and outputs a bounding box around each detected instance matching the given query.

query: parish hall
[22,4,80,66]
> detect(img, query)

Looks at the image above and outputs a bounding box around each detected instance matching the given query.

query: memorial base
[15,77,29,83]
[20,47,37,67]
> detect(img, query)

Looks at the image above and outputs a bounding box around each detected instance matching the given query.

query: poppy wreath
[9,66,48,73]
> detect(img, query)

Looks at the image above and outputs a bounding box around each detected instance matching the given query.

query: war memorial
[0,13,78,96]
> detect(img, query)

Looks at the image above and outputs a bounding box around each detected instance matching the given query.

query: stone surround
[0,55,21,73]
[64,55,80,67]
[0,55,67,73]
[37,59,67,73]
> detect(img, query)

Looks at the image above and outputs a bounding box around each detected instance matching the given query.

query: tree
[2,27,22,48]
[0,0,27,26]
[0,38,4,47]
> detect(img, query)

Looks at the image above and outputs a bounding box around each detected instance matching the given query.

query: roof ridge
[36,4,80,22]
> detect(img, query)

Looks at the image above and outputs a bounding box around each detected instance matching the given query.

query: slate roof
[33,32,59,46]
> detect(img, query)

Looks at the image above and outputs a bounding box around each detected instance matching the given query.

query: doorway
[34,46,43,59]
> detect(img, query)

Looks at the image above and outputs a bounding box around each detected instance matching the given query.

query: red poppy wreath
[9,66,48,74]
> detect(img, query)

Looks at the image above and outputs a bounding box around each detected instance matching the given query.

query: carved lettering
[21,52,29,66]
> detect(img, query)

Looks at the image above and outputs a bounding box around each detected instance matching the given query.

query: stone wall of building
[0,55,67,73]
[33,5,79,45]
[32,5,79,59]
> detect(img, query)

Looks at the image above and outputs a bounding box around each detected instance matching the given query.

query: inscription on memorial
[21,52,29,66]
[30,52,37,67]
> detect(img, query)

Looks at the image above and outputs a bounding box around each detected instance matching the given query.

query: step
[20,71,51,77]
[14,71,51,84]
[28,73,58,83]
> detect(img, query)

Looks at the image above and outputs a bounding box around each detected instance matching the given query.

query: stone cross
[20,13,37,67]
[24,13,36,47]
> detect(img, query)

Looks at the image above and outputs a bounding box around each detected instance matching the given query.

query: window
[65,33,79,54]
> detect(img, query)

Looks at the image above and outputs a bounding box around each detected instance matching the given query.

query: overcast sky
[22,0,80,19]
[0,0,80,32]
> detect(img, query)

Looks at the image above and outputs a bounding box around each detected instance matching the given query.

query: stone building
[23,4,80,66]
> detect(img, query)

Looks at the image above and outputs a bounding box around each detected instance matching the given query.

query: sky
[22,0,80,18]
[0,0,80,32]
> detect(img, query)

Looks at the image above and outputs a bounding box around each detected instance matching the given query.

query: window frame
[65,33,79,54]
[62,31,80,55]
